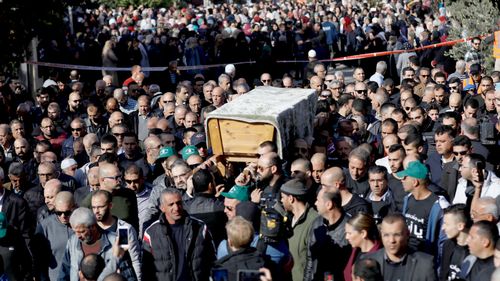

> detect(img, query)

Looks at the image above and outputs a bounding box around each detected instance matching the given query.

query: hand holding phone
[118,226,129,249]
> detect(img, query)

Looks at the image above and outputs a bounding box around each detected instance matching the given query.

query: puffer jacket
[142,214,215,281]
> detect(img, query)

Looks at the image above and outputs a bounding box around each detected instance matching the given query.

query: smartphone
[211,269,228,281]
[476,161,485,182]
[237,270,262,281]
[118,226,129,247]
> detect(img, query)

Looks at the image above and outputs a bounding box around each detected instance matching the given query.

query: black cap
[280,179,308,196]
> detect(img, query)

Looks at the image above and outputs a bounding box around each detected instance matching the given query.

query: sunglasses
[163,100,174,103]
[71,128,82,132]
[125,179,140,184]
[55,210,73,217]
[405,107,414,111]
[113,133,125,137]
[262,79,271,83]
[453,151,468,156]
[355,90,367,94]
[420,74,430,77]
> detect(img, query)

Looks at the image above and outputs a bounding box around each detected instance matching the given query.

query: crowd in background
[0,0,499,280]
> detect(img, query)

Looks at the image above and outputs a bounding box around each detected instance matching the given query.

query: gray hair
[478,197,498,220]
[455,60,466,72]
[461,118,479,138]
[159,188,183,205]
[8,162,24,177]
[349,147,370,164]
[376,61,388,74]
[69,207,96,228]
[336,136,355,148]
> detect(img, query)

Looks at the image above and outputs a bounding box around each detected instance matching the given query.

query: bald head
[45,179,62,192]
[99,163,121,191]
[44,179,61,210]
[55,191,75,208]
[41,151,58,164]
[320,167,345,190]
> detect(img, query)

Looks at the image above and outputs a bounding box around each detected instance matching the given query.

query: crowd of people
[0,0,499,280]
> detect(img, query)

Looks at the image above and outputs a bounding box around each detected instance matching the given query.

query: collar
[368,189,391,201]
[384,251,408,265]
[323,212,345,231]
[136,186,151,197]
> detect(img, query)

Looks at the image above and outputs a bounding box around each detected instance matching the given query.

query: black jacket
[23,185,44,222]
[183,194,226,246]
[364,249,437,281]
[213,248,270,281]
[142,214,216,281]
[1,189,31,244]
[0,226,32,281]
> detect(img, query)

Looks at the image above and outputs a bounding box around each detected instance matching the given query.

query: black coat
[1,190,31,244]
[142,214,215,281]
[364,249,437,281]
[183,194,226,246]
[213,248,270,281]
[0,226,32,281]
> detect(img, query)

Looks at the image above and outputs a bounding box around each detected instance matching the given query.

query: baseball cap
[464,84,476,91]
[191,132,207,147]
[280,179,309,196]
[0,212,7,239]
[308,49,316,58]
[181,145,200,160]
[157,146,176,161]
[396,161,429,179]
[220,185,250,201]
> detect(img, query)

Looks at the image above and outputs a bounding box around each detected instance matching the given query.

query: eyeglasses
[257,165,272,172]
[71,128,82,132]
[355,90,367,94]
[55,210,72,217]
[104,175,121,181]
[125,179,140,184]
[38,173,54,178]
[453,151,468,156]
[163,100,174,103]
[420,74,430,77]
[113,133,125,137]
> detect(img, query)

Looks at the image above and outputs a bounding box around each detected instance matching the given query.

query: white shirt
[369,72,384,87]
[453,170,500,204]
[375,156,392,174]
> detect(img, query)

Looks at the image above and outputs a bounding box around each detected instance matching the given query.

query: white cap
[308,49,316,58]
[43,79,57,88]
[225,64,236,75]
[61,158,77,170]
